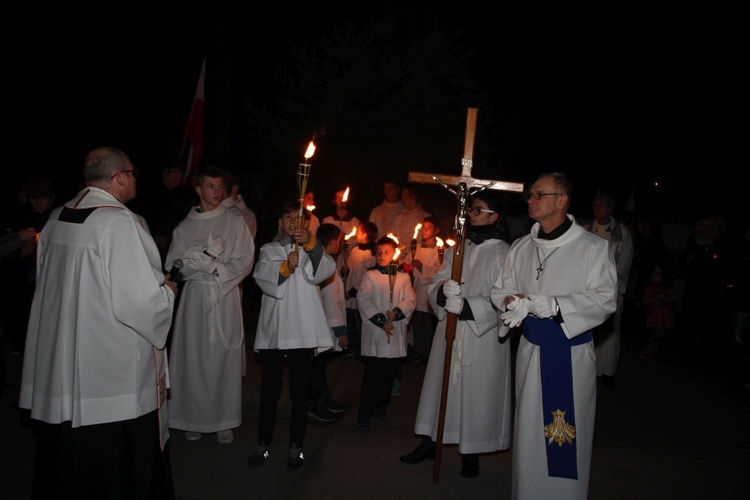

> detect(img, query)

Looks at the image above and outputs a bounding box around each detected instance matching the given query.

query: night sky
[7,5,741,227]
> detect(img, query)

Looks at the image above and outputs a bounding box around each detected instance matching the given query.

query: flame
[342,187,350,203]
[393,248,401,261]
[306,204,316,212]
[304,141,316,160]
[446,238,456,247]
[386,233,399,244]
[412,223,422,240]
[436,237,444,248]
[344,226,357,240]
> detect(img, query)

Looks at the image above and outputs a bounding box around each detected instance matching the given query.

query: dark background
[5,4,742,233]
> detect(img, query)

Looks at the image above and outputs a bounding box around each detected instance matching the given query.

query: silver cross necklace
[535,247,559,280]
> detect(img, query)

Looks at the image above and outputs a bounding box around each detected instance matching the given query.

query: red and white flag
[182,59,205,182]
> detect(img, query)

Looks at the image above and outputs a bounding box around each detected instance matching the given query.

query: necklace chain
[535,247,559,280]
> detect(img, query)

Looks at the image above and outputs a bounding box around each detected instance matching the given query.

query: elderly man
[491,172,617,500]
[20,147,179,498]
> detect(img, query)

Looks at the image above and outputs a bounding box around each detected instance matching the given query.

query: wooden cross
[407,107,524,484]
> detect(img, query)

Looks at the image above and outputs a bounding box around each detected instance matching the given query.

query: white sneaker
[185,432,202,441]
[217,429,234,444]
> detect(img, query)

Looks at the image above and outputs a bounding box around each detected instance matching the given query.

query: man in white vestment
[491,172,617,500]
[166,166,255,445]
[368,179,402,239]
[400,190,513,479]
[20,146,179,498]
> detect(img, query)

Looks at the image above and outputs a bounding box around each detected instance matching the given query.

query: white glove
[500,295,529,328]
[445,295,464,315]
[443,279,461,298]
[181,247,216,274]
[527,294,557,319]
[206,233,225,258]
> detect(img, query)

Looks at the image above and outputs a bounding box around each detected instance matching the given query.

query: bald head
[83,147,137,203]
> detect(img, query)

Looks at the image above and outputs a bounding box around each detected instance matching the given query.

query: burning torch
[411,222,422,260]
[296,141,316,252]
[387,247,401,344]
[436,237,445,264]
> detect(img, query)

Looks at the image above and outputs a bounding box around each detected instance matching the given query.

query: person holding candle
[356,236,416,432]
[400,190,512,479]
[343,221,378,360]
[322,186,360,275]
[249,200,337,471]
[406,216,443,363]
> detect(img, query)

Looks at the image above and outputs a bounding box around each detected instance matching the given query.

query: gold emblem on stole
[544,409,576,446]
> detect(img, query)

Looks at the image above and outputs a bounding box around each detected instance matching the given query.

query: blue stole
[523,316,592,480]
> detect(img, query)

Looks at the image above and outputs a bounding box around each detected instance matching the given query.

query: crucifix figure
[408,107,524,483]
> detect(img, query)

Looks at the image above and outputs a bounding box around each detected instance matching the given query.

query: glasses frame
[468,207,496,216]
[525,191,562,201]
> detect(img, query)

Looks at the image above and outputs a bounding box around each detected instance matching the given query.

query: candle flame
[393,248,401,261]
[386,233,399,244]
[304,141,316,160]
[436,237,444,248]
[344,226,357,240]
[342,187,350,202]
[412,223,422,240]
[446,238,456,247]
[306,204,316,212]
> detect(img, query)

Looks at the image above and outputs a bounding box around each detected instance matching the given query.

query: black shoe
[287,444,304,471]
[373,411,386,421]
[308,399,337,422]
[321,391,346,413]
[248,444,270,468]
[358,422,370,433]
[400,445,435,464]
[460,454,479,478]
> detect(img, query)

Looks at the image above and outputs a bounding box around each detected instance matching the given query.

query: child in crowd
[343,221,378,359]
[356,236,416,432]
[308,223,348,422]
[406,216,442,363]
[250,201,337,471]
[640,265,677,362]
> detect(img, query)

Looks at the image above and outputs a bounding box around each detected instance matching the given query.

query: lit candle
[411,222,422,259]
[436,236,444,264]
[295,141,316,251]
[343,226,357,253]
[387,247,401,344]
[341,186,350,210]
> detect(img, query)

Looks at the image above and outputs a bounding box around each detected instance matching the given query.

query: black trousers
[31,410,174,500]
[358,356,398,424]
[257,348,315,448]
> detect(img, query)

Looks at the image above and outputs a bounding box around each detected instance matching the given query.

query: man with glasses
[400,190,513,479]
[19,146,179,498]
[491,172,617,499]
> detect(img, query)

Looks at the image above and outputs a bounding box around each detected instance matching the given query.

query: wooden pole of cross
[408,107,524,483]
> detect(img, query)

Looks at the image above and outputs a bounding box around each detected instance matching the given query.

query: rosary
[535,247,559,280]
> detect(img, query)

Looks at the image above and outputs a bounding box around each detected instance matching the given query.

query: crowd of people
[2,149,748,499]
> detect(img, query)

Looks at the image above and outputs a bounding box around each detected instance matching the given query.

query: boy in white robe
[249,201,336,471]
[356,236,416,431]
[165,167,255,445]
[491,172,617,500]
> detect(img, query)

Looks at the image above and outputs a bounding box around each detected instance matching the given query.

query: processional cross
[408,107,524,483]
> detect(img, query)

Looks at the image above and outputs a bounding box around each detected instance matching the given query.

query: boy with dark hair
[356,236,416,432]
[343,221,378,359]
[250,200,336,471]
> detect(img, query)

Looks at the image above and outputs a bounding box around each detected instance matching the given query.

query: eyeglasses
[468,207,495,216]
[525,191,562,201]
[111,169,139,179]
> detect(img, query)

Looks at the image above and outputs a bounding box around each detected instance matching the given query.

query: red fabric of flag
[183,59,205,180]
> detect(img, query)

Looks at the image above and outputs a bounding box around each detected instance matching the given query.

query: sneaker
[287,445,305,471]
[247,444,270,468]
[185,432,202,441]
[391,378,402,396]
[321,391,346,413]
[217,429,234,444]
[308,399,337,422]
